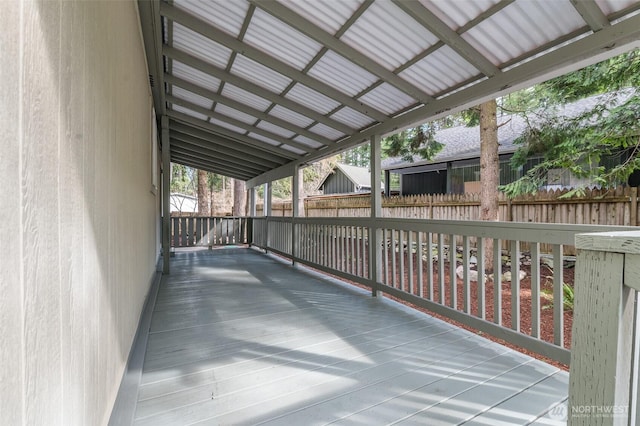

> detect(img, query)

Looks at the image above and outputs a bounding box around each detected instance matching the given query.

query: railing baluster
[172,217,179,247]
[361,226,366,278]
[181,217,187,247]
[450,233,457,309]
[382,228,388,285]
[511,240,521,332]
[553,244,564,347]
[494,238,502,326]
[408,231,414,295]
[477,238,485,319]
[462,235,470,314]
[417,231,423,298]
[531,242,541,338]
[399,230,405,292]
[391,229,397,288]
[438,233,445,305]
[427,233,434,301]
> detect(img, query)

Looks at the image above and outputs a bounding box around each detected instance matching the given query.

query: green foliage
[542,283,575,312]
[170,164,196,196]
[502,50,640,198]
[383,123,444,162]
[340,145,370,167]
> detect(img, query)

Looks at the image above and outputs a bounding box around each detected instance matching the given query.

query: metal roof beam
[570,0,610,32]
[167,95,314,154]
[167,110,300,160]
[171,143,267,175]
[252,0,435,105]
[160,2,389,123]
[392,0,501,77]
[165,74,335,148]
[171,156,254,181]
[163,46,354,135]
[247,13,640,187]
[170,149,258,179]
[169,121,288,165]
[171,131,281,168]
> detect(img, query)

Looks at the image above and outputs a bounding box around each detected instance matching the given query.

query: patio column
[370,135,382,297]
[384,170,390,197]
[292,165,302,265]
[161,116,171,275]
[249,186,256,217]
[265,182,272,250]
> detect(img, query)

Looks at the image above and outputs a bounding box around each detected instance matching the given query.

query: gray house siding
[322,170,357,194]
[401,170,447,195]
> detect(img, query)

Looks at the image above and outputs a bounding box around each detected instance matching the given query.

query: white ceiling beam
[167,110,300,160]
[165,74,335,148]
[392,0,501,77]
[166,95,314,154]
[171,142,268,175]
[570,0,610,32]
[163,46,354,136]
[171,131,282,169]
[170,149,258,179]
[169,121,288,165]
[248,13,640,187]
[252,0,436,105]
[160,3,389,123]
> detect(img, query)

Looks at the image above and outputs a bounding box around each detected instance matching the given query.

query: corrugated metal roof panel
[221,83,272,112]
[596,0,637,16]
[174,0,248,38]
[231,54,293,94]
[214,104,257,125]
[172,61,221,92]
[269,105,315,129]
[309,123,346,141]
[399,46,478,96]
[172,22,232,69]
[276,0,363,35]
[280,144,307,155]
[340,1,439,71]
[209,117,249,135]
[244,7,323,71]
[307,50,379,97]
[171,104,208,121]
[358,83,417,116]
[419,0,501,31]
[330,107,375,129]
[293,135,323,149]
[285,83,341,115]
[256,121,296,139]
[247,132,281,146]
[463,0,584,66]
[171,86,213,109]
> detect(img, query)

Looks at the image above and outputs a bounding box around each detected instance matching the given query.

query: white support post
[569,231,640,425]
[292,166,302,265]
[265,182,272,251]
[161,116,171,275]
[249,187,256,217]
[369,135,382,297]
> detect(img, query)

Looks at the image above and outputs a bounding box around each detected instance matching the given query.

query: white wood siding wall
[0,1,158,425]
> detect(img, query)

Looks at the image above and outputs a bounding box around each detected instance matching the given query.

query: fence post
[631,187,638,226]
[569,231,640,425]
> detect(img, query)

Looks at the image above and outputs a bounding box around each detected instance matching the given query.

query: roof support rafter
[165,74,334,148]
[167,95,313,153]
[163,46,354,136]
[252,0,435,105]
[171,131,282,169]
[392,0,501,77]
[160,2,389,123]
[170,150,257,180]
[169,121,287,165]
[171,143,267,175]
[167,111,300,160]
[171,157,254,181]
[570,0,610,32]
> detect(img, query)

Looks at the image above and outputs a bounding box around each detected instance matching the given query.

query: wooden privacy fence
[257,187,639,226]
[170,215,250,247]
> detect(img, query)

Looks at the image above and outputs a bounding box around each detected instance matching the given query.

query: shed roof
[138,0,640,187]
[382,89,637,173]
[317,163,372,191]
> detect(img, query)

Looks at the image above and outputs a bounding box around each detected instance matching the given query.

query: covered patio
[3,1,640,425]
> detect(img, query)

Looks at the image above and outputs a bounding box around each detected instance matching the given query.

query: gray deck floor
[134,247,568,425]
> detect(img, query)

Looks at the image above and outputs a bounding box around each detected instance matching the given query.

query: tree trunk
[480,99,499,270]
[233,179,246,216]
[197,169,211,215]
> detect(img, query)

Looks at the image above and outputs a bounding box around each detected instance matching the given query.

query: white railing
[252,216,637,366]
[568,231,640,426]
[170,216,249,247]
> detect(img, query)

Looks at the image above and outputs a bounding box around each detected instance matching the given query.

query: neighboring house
[317,163,383,195]
[383,91,634,195]
[170,193,197,213]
